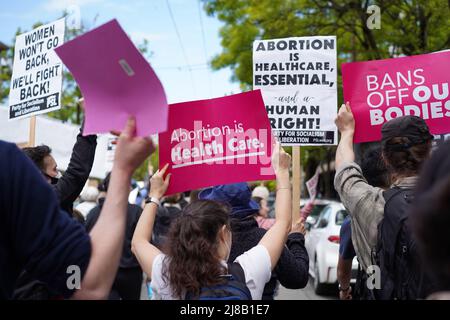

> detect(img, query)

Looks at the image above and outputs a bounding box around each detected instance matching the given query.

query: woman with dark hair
[132,143,292,300]
[199,183,308,299]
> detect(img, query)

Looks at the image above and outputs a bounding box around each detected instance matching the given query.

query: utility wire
[165,0,197,95]
[197,0,212,97]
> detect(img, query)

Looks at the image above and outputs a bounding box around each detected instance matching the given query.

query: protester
[252,185,270,201]
[85,172,143,300]
[334,102,434,299]
[252,196,275,230]
[22,116,97,215]
[189,190,200,204]
[411,141,450,299]
[337,215,355,300]
[337,146,389,300]
[75,185,99,219]
[199,186,308,299]
[0,117,154,300]
[16,109,98,299]
[132,143,293,300]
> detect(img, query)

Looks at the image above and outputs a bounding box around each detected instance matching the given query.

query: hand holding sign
[149,164,171,199]
[271,141,291,177]
[114,117,155,176]
[335,102,355,135]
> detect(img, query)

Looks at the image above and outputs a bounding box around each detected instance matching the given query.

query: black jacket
[54,127,97,215]
[228,217,309,300]
[85,198,142,269]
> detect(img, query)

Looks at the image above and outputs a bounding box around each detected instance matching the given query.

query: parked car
[305,202,358,295]
[300,198,333,230]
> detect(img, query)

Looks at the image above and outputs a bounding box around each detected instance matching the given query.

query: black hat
[381,116,433,149]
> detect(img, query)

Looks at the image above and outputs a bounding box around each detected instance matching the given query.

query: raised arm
[72,117,154,299]
[258,142,292,270]
[335,102,355,170]
[54,100,97,212]
[132,164,171,278]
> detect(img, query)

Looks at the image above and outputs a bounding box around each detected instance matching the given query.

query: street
[275,278,337,300]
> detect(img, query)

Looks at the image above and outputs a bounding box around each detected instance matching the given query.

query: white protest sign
[253,36,337,146]
[305,166,320,201]
[8,18,65,120]
[105,135,117,172]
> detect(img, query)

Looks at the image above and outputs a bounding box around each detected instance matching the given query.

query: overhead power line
[165,0,197,95]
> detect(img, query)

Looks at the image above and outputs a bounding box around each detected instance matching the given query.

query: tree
[204,0,450,197]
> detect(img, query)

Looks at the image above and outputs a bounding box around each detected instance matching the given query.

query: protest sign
[159,90,275,195]
[105,135,117,172]
[253,36,338,146]
[305,166,320,201]
[342,51,450,143]
[55,19,168,137]
[8,18,65,120]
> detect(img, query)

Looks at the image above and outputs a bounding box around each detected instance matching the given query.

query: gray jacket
[334,162,417,272]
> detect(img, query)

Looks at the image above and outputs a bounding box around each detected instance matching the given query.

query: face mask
[43,172,60,185]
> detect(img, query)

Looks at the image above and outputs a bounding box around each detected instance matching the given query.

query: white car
[305,202,359,295]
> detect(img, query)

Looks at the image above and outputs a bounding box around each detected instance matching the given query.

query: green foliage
[133,144,159,181]
[203,0,450,196]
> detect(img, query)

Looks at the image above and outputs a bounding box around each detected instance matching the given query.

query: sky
[0,0,241,104]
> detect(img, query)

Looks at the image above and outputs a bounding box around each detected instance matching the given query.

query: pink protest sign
[159,90,275,195]
[55,19,168,137]
[342,51,450,143]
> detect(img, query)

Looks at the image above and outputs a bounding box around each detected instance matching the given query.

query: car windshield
[335,209,348,225]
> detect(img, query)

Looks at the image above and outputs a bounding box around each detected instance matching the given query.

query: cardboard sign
[253,36,338,146]
[159,90,275,195]
[8,18,65,120]
[342,51,450,143]
[305,166,320,201]
[55,19,168,137]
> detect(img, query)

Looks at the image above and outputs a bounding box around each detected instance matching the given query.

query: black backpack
[185,263,252,300]
[374,187,432,300]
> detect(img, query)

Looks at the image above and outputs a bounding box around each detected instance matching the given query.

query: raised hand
[114,117,155,176]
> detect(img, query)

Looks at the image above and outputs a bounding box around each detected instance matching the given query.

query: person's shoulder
[335,161,361,176]
[0,141,24,163]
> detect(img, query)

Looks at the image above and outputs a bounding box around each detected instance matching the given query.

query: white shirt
[75,201,97,218]
[150,244,271,300]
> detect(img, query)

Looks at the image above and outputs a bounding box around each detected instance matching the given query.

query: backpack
[185,263,252,300]
[374,187,432,300]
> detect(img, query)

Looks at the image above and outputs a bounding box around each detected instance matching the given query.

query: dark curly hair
[22,145,52,171]
[361,146,389,189]
[382,137,431,184]
[161,200,231,299]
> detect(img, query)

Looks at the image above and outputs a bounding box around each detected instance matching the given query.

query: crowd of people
[1,101,450,300]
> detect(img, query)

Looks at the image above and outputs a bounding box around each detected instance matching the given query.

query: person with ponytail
[131,142,292,300]
[334,103,434,299]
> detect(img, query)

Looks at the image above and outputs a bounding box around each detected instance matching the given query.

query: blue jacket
[0,141,91,299]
